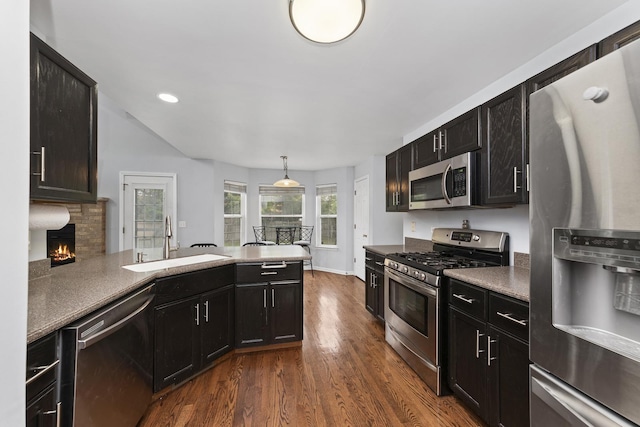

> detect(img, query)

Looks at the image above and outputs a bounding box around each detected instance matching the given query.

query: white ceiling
[30,0,629,171]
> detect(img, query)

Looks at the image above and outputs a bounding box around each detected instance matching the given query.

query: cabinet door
[526,46,596,94]
[235,283,268,347]
[487,326,530,427]
[449,307,488,422]
[385,151,399,211]
[413,130,441,169]
[26,384,58,427]
[270,282,302,343]
[365,267,376,316]
[30,33,98,203]
[374,270,385,321]
[200,285,235,365]
[154,297,199,391]
[396,144,413,211]
[599,21,640,57]
[440,107,481,160]
[481,85,527,205]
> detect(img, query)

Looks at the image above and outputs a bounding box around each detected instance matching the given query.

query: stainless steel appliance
[529,37,640,426]
[61,284,155,427]
[384,228,509,395]
[408,152,479,210]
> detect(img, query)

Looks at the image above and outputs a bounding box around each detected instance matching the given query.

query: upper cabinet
[525,45,596,95]
[386,144,412,212]
[30,34,98,203]
[481,85,527,205]
[599,21,640,56]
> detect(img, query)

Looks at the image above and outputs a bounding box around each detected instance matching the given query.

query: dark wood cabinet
[386,144,412,212]
[364,251,385,321]
[481,85,527,205]
[26,333,60,427]
[30,33,98,203]
[412,130,440,169]
[599,21,640,56]
[440,107,482,160]
[153,265,235,392]
[526,45,596,95]
[448,279,530,427]
[235,262,303,349]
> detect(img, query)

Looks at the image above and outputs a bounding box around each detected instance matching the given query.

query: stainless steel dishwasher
[60,284,155,427]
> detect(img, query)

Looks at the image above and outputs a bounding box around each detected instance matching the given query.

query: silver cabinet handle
[453,293,474,304]
[526,163,530,192]
[26,360,59,386]
[204,300,209,323]
[487,335,498,366]
[497,311,528,326]
[441,163,452,205]
[365,257,373,262]
[262,261,287,269]
[476,330,485,358]
[32,147,46,182]
[272,289,275,308]
[195,303,200,326]
[440,130,447,153]
[375,261,385,267]
[42,401,62,427]
[433,134,438,153]
[261,271,278,276]
[263,289,267,308]
[513,166,522,193]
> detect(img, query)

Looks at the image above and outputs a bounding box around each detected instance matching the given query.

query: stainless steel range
[384,228,509,396]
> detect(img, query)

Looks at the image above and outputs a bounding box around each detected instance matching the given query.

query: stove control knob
[473,234,480,242]
[420,273,426,281]
[392,262,399,270]
[402,266,409,274]
[413,270,419,278]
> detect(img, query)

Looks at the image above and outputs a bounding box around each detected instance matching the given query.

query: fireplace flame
[51,244,75,262]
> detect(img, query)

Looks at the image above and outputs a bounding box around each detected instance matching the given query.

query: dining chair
[275,226,297,245]
[252,226,276,245]
[294,226,314,276]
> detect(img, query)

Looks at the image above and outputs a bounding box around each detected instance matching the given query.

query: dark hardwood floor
[139,271,485,427]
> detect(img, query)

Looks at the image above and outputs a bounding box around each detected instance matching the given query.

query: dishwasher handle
[78,294,154,350]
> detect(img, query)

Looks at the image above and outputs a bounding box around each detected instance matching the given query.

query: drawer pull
[261,261,287,269]
[26,360,59,386]
[453,293,475,304]
[261,271,278,276]
[497,311,528,326]
[365,257,373,261]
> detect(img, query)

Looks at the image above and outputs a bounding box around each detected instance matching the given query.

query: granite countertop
[363,244,407,256]
[28,245,310,344]
[444,266,530,302]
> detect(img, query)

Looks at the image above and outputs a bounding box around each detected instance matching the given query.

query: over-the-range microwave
[409,152,479,209]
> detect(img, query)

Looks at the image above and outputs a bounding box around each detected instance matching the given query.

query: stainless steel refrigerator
[529,37,640,426]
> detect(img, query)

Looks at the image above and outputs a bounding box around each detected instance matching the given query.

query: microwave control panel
[452,167,467,197]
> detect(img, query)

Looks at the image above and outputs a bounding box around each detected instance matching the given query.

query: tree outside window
[259,186,305,243]
[224,181,246,246]
[317,184,337,247]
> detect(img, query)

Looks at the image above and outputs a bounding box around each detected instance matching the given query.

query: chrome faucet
[163,215,173,259]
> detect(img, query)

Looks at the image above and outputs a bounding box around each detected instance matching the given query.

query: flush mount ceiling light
[289,0,365,44]
[157,93,179,103]
[273,156,300,187]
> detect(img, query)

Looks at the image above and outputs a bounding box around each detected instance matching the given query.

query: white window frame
[258,186,305,241]
[316,184,338,248]
[224,181,247,246]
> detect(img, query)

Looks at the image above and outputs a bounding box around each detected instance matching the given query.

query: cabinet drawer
[236,261,301,283]
[365,252,376,269]
[488,294,529,342]
[449,279,487,320]
[27,333,58,404]
[155,264,235,305]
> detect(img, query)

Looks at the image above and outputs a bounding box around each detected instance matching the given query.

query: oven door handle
[385,268,437,298]
[441,163,452,205]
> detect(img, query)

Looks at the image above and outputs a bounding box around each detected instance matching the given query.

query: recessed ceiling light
[158,93,179,103]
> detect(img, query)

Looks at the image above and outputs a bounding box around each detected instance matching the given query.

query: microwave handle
[441,163,452,204]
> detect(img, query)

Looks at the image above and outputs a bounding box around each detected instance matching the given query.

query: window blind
[316,184,337,196]
[259,185,305,196]
[224,181,247,193]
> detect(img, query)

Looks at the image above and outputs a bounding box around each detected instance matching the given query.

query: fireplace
[47,223,76,267]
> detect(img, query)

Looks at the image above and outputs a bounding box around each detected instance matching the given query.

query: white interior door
[120,173,176,261]
[353,176,370,281]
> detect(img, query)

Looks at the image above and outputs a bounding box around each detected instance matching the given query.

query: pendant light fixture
[273,156,300,187]
[289,0,365,44]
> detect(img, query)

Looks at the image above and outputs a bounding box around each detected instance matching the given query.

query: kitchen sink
[122,253,230,272]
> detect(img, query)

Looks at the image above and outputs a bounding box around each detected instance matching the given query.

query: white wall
[402,2,640,258]
[1,0,29,423]
[98,94,217,252]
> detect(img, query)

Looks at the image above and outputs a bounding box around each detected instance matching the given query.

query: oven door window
[389,278,429,336]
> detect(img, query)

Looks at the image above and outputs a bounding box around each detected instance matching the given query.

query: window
[317,184,337,247]
[224,181,246,246]
[259,185,305,242]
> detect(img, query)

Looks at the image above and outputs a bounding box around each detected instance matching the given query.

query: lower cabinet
[364,251,385,321]
[448,279,530,427]
[235,262,303,349]
[26,333,60,427]
[153,265,235,392]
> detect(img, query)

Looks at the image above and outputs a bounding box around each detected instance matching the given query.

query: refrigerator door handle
[531,365,636,427]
